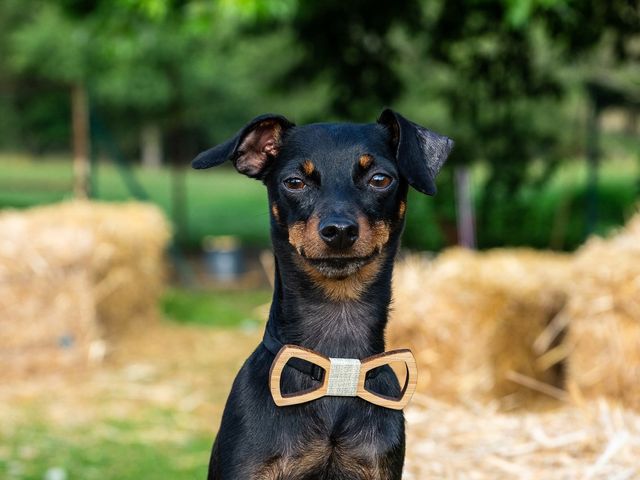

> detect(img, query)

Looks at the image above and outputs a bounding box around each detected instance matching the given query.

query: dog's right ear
[377,109,453,196]
[192,114,294,178]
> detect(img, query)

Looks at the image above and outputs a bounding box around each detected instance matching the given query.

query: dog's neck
[265,238,397,359]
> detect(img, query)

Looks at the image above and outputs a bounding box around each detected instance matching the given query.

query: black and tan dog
[193,109,453,479]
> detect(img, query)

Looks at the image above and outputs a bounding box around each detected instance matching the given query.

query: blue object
[203,236,244,281]
[58,334,75,349]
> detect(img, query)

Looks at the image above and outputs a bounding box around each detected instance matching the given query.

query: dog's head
[193,109,453,299]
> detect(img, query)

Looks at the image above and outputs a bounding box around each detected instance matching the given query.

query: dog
[192,109,453,479]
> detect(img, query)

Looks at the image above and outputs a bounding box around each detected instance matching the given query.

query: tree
[4,0,332,159]
[280,0,639,248]
[284,0,423,121]
[425,0,639,246]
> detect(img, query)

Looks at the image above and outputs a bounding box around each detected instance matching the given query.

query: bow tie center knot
[326,358,361,396]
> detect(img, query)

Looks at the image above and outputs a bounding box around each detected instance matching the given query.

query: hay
[564,214,640,410]
[0,214,97,375]
[404,395,640,479]
[0,200,172,376]
[389,212,640,410]
[3,314,638,479]
[388,248,571,407]
[23,200,172,337]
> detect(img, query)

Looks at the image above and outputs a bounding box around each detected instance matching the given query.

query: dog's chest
[253,401,403,480]
[254,433,384,479]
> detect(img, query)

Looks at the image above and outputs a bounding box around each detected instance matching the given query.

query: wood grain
[357,349,418,410]
[269,345,330,406]
[269,345,418,410]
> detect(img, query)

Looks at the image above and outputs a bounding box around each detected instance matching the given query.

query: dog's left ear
[377,109,454,195]
[192,113,295,178]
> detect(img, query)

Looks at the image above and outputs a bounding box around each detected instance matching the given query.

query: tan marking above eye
[302,160,315,176]
[359,154,373,169]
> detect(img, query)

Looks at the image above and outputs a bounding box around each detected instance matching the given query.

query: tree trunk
[585,97,600,236]
[71,83,91,198]
[141,123,163,169]
[454,166,476,249]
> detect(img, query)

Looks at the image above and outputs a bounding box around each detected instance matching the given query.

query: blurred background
[0,1,639,479]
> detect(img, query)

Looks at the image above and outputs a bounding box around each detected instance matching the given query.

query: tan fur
[368,220,390,251]
[288,217,389,260]
[253,440,327,479]
[287,216,390,301]
[271,203,280,222]
[253,439,383,479]
[302,160,315,176]
[358,154,373,169]
[236,120,283,175]
[263,121,282,156]
[398,200,406,219]
[300,256,384,301]
[287,219,313,256]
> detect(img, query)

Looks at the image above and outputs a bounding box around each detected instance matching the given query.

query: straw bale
[0,199,171,378]
[404,395,640,479]
[0,213,97,375]
[23,200,172,337]
[388,248,571,406]
[565,214,640,409]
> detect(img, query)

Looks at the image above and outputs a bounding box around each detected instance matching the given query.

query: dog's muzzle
[269,345,417,410]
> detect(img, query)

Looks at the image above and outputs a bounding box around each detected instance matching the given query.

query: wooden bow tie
[269,345,417,410]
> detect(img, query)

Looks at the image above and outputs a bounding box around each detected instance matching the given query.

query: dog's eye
[283,177,306,191]
[368,173,392,190]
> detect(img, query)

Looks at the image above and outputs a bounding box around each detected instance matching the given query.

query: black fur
[193,109,452,479]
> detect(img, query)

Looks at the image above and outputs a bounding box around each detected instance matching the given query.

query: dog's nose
[319,218,359,249]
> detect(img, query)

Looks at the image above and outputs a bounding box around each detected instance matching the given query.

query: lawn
[161,287,272,328]
[0,153,271,249]
[1,421,212,480]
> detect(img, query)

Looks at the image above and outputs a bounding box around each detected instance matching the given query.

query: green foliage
[402,179,456,251]
[503,0,566,28]
[9,2,93,83]
[217,0,296,22]
[0,0,638,250]
[282,0,423,120]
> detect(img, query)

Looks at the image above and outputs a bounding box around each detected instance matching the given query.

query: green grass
[0,153,271,249]
[1,151,638,251]
[0,420,211,480]
[161,287,271,328]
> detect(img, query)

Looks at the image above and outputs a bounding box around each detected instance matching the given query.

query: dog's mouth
[301,252,379,279]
